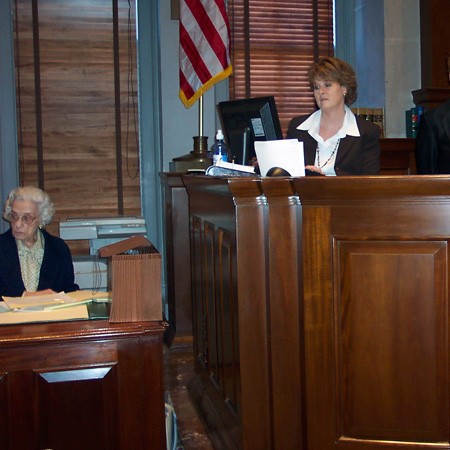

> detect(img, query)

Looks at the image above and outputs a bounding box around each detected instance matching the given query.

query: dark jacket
[286,114,381,175]
[416,99,450,174]
[0,228,79,297]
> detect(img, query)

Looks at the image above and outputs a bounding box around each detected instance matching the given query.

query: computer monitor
[218,96,283,165]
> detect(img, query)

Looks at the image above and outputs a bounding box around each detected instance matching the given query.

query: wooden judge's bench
[181,173,450,450]
[160,138,418,341]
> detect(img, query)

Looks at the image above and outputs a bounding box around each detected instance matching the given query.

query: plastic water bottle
[211,129,228,165]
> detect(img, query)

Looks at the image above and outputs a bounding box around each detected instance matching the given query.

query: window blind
[228,0,334,135]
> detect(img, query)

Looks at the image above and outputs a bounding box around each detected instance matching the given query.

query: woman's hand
[305,165,324,175]
[22,289,57,297]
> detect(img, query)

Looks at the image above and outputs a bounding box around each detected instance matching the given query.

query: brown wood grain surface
[0,319,167,449]
[184,175,450,449]
[14,0,141,254]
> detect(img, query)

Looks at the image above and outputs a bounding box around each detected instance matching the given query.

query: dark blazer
[0,228,79,297]
[416,99,450,174]
[286,113,381,175]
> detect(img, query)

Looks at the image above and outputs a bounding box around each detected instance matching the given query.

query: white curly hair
[3,186,55,226]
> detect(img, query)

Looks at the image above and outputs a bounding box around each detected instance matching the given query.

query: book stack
[351,107,385,137]
[405,106,424,138]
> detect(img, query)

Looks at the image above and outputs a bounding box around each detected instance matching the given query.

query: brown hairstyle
[308,57,358,106]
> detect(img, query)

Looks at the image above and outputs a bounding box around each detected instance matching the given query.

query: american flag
[179,0,232,108]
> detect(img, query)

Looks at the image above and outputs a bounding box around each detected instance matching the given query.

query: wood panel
[231,179,272,450]
[0,319,166,449]
[413,0,450,109]
[187,177,242,449]
[261,178,305,450]
[295,176,450,449]
[217,228,240,417]
[36,366,119,450]
[379,138,417,175]
[0,373,8,449]
[160,173,193,344]
[13,0,141,248]
[204,220,217,383]
[191,215,206,368]
[337,241,446,443]
[184,175,450,450]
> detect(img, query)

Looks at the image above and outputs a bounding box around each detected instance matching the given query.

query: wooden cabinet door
[0,322,166,450]
[3,365,119,450]
[296,176,450,449]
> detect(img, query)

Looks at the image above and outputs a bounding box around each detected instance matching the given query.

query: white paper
[2,290,111,311]
[0,290,112,325]
[255,139,305,177]
[3,292,77,311]
[215,159,256,173]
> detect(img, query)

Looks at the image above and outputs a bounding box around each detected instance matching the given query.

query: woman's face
[9,198,40,246]
[312,79,347,112]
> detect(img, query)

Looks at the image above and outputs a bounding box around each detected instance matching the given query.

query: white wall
[384,0,421,137]
[354,0,385,108]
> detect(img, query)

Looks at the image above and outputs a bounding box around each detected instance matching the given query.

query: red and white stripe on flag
[179,0,232,108]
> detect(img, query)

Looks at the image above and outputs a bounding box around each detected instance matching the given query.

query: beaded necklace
[315,138,340,169]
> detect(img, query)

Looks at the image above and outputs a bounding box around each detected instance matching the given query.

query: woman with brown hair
[287,57,381,175]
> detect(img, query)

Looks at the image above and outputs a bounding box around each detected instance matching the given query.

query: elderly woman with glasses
[0,186,78,298]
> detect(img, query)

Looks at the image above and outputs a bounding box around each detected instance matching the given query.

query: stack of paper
[0,290,111,325]
[3,292,84,311]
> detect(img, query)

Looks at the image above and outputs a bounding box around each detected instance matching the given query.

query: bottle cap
[216,129,224,140]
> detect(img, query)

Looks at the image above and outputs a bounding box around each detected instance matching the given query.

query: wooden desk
[184,174,450,450]
[0,319,166,450]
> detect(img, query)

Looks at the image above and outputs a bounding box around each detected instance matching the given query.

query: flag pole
[199,95,203,137]
[191,94,208,157]
[169,95,210,171]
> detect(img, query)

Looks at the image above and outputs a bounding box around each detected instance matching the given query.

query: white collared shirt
[297,105,360,176]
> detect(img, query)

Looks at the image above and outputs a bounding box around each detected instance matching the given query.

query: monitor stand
[228,126,252,165]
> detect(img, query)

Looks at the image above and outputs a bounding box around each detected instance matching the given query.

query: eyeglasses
[8,212,38,225]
